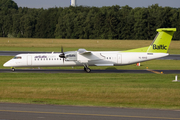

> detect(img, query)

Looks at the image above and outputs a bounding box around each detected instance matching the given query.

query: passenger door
[117,54,122,64]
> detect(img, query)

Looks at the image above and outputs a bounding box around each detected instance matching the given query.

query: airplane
[3,28,176,73]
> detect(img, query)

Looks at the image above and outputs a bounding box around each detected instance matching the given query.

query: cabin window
[13,56,22,59]
[54,58,56,60]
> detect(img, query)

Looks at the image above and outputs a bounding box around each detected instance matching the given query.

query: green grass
[0,73,180,109]
[0,38,180,54]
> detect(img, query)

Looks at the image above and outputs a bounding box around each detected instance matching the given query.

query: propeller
[59,46,66,63]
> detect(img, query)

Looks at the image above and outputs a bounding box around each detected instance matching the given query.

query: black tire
[12,68,15,72]
[84,67,86,71]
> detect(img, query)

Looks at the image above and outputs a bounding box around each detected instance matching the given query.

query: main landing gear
[83,64,91,73]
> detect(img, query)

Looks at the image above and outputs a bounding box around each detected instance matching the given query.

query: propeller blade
[59,46,65,63]
[61,46,63,53]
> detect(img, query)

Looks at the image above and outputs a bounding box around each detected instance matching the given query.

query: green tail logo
[152,44,167,50]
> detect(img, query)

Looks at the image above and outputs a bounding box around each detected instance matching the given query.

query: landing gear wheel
[83,64,91,73]
[86,68,91,73]
[12,68,15,72]
[84,67,91,73]
[84,67,86,71]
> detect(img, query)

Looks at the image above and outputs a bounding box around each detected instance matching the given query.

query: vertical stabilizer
[147,28,176,53]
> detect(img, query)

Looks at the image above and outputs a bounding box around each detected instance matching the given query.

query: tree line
[0,0,180,40]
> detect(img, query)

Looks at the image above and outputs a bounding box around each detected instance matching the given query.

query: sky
[13,0,180,9]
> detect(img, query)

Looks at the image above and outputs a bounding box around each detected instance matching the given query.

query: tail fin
[147,28,176,53]
[124,28,176,53]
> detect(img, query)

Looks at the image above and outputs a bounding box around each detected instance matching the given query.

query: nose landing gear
[11,67,15,72]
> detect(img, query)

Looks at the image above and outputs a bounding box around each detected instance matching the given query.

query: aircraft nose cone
[3,61,11,67]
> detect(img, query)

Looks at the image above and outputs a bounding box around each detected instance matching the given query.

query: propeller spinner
[59,47,66,63]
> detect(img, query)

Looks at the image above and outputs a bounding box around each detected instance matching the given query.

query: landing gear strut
[83,64,91,73]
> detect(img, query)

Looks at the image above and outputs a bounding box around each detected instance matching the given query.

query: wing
[77,49,103,63]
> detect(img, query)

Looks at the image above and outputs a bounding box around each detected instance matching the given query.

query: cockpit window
[13,56,22,59]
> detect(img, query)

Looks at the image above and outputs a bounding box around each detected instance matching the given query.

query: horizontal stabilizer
[156,28,176,32]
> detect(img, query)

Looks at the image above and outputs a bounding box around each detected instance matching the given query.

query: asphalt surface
[0,103,180,120]
[1,69,180,74]
[0,51,180,60]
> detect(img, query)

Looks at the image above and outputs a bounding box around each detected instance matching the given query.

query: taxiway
[1,69,180,74]
[0,103,180,120]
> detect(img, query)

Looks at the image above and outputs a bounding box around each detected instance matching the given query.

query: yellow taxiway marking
[0,110,180,120]
[147,69,163,74]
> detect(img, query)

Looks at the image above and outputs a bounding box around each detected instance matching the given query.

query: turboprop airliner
[3,28,176,73]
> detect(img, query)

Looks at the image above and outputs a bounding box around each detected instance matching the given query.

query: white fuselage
[3,51,168,68]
